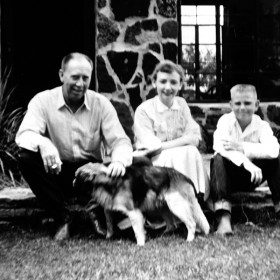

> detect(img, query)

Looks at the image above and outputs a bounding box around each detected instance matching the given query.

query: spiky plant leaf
[0,68,25,182]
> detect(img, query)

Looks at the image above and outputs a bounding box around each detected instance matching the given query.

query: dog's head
[73,162,123,196]
[73,162,109,196]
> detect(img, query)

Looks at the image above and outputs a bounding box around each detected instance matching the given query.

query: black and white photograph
[1,0,280,279]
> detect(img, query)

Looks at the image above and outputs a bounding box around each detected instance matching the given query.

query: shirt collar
[230,112,259,134]
[57,87,90,111]
[155,96,180,112]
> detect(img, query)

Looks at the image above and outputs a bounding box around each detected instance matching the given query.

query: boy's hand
[222,140,244,153]
[243,160,263,185]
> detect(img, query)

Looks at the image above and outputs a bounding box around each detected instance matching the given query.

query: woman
[134,60,209,200]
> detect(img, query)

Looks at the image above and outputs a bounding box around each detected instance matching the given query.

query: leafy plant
[0,68,25,185]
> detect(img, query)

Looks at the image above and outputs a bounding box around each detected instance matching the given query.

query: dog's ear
[75,162,108,182]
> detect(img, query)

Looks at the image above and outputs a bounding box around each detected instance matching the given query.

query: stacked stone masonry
[96,0,178,111]
[96,0,280,153]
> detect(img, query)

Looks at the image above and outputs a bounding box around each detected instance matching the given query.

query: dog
[74,157,210,246]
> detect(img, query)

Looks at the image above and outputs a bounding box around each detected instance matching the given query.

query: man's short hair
[61,52,93,71]
[230,84,257,99]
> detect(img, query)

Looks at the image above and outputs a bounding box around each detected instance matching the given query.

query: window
[179,1,280,102]
[180,3,223,101]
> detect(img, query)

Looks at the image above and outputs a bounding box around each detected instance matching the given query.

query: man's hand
[243,160,263,185]
[38,140,62,174]
[222,140,244,153]
[106,161,125,177]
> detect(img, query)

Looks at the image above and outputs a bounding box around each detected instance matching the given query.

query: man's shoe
[88,212,107,237]
[54,223,70,241]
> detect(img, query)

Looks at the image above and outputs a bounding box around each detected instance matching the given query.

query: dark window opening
[179,0,280,102]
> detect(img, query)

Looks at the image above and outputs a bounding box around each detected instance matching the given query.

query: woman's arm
[161,134,199,150]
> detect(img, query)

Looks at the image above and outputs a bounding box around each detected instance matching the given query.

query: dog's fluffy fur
[74,157,210,245]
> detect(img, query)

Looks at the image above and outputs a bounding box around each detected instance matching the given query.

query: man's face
[230,91,259,126]
[154,70,182,107]
[59,57,92,104]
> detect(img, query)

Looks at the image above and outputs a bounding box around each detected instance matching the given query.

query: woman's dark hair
[151,60,185,83]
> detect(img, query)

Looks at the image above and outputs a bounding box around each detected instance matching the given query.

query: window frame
[179,0,224,102]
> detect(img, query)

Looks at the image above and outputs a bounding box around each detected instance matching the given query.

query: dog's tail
[172,175,210,235]
[193,200,210,235]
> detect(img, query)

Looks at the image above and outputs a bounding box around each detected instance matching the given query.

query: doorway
[1,0,96,107]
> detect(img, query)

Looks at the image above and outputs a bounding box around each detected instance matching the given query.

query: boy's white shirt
[213,112,279,166]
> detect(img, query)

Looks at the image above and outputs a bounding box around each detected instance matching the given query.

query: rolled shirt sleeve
[16,93,49,152]
[242,122,279,159]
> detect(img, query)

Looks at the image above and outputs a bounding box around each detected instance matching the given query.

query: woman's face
[153,70,182,107]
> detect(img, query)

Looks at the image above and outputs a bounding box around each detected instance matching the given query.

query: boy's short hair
[230,84,257,99]
[151,60,185,83]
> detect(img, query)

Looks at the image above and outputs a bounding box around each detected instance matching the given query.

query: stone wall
[96,0,280,152]
[96,0,178,113]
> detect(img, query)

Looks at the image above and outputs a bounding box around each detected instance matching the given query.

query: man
[210,84,280,235]
[16,52,133,240]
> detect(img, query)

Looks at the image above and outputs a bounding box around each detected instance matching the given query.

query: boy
[210,84,280,235]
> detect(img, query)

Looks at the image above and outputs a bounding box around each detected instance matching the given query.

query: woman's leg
[152,145,210,200]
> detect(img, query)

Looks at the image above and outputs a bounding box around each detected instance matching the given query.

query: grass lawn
[1,219,280,280]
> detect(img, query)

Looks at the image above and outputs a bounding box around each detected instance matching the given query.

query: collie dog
[74,157,210,246]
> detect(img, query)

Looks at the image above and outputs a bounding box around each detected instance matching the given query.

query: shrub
[0,69,25,185]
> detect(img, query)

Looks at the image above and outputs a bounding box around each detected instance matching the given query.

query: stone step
[0,185,276,225]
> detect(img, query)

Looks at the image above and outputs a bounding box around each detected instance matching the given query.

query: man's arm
[213,115,248,166]
[16,96,62,174]
[243,122,279,159]
[100,98,133,176]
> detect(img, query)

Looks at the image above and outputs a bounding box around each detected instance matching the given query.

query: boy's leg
[254,155,280,214]
[210,154,253,235]
[210,154,232,235]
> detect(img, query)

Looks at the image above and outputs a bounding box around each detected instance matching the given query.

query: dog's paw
[106,231,113,239]
[162,224,177,235]
[136,240,145,246]
[186,232,195,242]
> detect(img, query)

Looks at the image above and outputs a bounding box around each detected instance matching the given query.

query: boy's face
[230,91,259,126]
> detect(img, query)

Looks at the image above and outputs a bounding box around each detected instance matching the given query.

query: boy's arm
[242,122,279,159]
[213,115,248,166]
